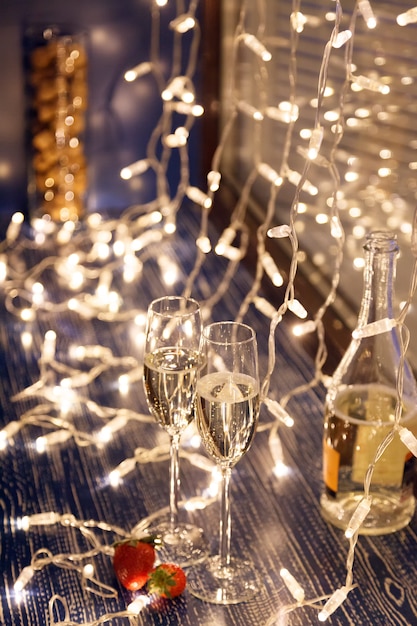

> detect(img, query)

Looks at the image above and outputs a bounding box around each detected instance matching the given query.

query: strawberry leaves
[147,563,187,599]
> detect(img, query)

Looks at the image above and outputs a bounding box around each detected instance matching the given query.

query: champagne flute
[188,321,262,604]
[139,295,208,566]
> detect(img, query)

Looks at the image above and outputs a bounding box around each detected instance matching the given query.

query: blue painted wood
[1,206,417,625]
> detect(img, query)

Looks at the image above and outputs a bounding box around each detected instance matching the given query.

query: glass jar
[24,25,88,223]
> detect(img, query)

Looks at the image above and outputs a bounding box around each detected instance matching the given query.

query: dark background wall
[0,0,203,223]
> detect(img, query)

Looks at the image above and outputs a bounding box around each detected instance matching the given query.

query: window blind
[219,0,417,368]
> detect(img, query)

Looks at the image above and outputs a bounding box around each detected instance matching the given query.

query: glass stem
[169,433,181,532]
[219,466,232,568]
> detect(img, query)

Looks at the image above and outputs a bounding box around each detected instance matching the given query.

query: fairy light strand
[2,0,417,624]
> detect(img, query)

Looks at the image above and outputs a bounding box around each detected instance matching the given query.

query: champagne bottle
[321,231,417,534]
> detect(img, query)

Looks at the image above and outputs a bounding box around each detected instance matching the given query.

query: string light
[120,159,149,180]
[307,125,324,160]
[241,33,272,62]
[123,61,153,82]
[186,186,212,208]
[267,224,292,239]
[292,320,316,337]
[291,11,307,33]
[261,252,284,286]
[253,296,279,319]
[237,100,264,120]
[398,427,417,456]
[344,497,372,538]
[263,397,294,428]
[358,0,377,29]
[318,587,350,621]
[287,298,308,319]
[397,7,417,26]
[127,596,148,615]
[280,568,305,603]
[352,317,396,338]
[169,13,196,34]
[350,74,390,94]
[2,0,417,624]
[207,170,221,192]
[258,163,283,186]
[14,565,35,592]
[265,103,299,123]
[5,211,24,243]
[332,30,352,48]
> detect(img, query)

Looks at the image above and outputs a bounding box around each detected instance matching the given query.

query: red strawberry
[113,537,156,591]
[147,563,187,599]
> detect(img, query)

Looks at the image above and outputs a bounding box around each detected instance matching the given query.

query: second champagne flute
[188,321,262,603]
[139,295,208,566]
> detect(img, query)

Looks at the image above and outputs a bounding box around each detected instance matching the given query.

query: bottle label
[402,452,417,501]
[323,385,417,501]
[323,439,340,496]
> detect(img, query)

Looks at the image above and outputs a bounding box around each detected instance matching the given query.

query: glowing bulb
[196,236,212,253]
[120,159,149,180]
[186,186,212,208]
[237,101,264,120]
[124,62,152,82]
[268,224,292,239]
[318,587,349,621]
[358,0,377,28]
[307,125,323,159]
[397,7,417,25]
[399,427,417,456]
[254,296,278,319]
[242,33,272,61]
[6,212,24,242]
[83,563,95,578]
[351,74,390,94]
[127,596,148,614]
[288,299,308,319]
[291,11,307,33]
[345,497,372,538]
[258,163,282,186]
[280,568,305,603]
[293,320,316,337]
[170,14,196,33]
[207,170,221,192]
[0,255,7,282]
[332,30,352,48]
[14,566,35,591]
[261,252,284,286]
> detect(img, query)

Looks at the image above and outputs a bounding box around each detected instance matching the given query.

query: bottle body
[321,232,417,534]
[321,383,417,534]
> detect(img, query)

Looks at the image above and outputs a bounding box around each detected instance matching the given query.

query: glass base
[131,519,209,567]
[187,555,262,604]
[320,491,415,535]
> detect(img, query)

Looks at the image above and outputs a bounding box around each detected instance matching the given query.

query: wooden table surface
[1,204,417,626]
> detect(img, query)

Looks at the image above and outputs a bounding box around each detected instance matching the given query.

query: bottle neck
[357,232,398,327]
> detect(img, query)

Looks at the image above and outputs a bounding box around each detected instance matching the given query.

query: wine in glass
[188,321,262,603]
[138,295,208,566]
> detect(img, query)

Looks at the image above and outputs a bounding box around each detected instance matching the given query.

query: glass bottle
[321,231,417,534]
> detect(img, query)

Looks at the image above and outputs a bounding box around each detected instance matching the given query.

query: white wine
[144,347,201,436]
[321,383,417,533]
[196,371,260,468]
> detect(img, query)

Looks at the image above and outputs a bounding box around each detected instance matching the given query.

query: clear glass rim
[203,320,256,345]
[148,295,200,317]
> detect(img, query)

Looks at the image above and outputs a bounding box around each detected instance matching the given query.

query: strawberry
[112,537,156,591]
[147,563,187,599]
